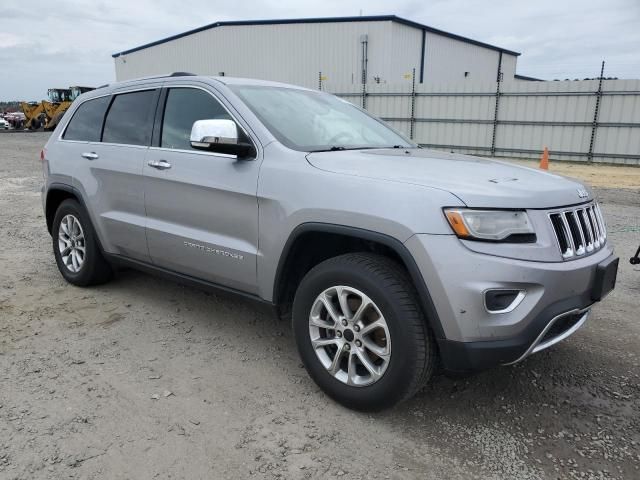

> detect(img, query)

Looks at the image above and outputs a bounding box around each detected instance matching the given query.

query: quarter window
[63,96,110,142]
[161,88,232,150]
[103,90,156,146]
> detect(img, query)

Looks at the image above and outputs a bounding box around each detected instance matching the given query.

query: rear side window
[63,96,110,142]
[161,88,232,150]
[103,90,156,146]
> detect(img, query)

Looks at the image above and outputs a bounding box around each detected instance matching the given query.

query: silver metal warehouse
[112,15,523,87]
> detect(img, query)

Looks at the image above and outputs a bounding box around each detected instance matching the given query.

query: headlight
[444,208,535,241]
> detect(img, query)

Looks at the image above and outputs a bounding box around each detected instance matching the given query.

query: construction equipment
[20,101,44,129]
[20,86,94,130]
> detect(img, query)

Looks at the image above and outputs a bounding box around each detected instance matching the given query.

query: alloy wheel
[58,214,86,273]
[309,286,391,386]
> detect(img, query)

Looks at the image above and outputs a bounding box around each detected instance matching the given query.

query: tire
[52,199,112,286]
[292,252,436,411]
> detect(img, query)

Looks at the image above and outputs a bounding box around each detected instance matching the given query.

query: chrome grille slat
[569,211,586,255]
[588,207,601,247]
[578,209,595,252]
[549,202,606,261]
[594,204,607,241]
[560,213,576,258]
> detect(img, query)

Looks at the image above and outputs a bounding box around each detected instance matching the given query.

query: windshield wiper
[310,145,408,153]
[310,146,393,153]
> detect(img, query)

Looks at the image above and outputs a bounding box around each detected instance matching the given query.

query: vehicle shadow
[85,266,639,477]
[104,267,636,433]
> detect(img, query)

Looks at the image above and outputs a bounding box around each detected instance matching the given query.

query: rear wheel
[52,199,112,286]
[292,253,436,410]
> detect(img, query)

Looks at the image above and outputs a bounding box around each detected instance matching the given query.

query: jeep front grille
[549,203,606,260]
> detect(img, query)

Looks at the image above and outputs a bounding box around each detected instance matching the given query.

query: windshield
[230,85,413,152]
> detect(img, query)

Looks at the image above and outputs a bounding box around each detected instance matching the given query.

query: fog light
[484,289,525,313]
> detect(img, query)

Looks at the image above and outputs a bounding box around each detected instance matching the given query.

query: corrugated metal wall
[114,21,516,86]
[423,32,503,83]
[325,79,640,165]
[115,21,398,87]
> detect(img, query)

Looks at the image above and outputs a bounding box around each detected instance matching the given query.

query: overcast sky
[1,0,638,101]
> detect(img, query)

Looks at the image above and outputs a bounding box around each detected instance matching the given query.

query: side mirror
[190,119,256,158]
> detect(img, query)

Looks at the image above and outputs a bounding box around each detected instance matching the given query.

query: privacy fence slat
[323,79,640,165]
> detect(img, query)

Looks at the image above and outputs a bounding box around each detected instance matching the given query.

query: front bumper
[405,234,617,371]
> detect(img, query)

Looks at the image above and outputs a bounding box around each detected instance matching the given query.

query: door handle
[81,152,99,160]
[147,159,172,170]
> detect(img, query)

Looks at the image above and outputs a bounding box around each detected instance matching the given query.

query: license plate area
[591,256,619,301]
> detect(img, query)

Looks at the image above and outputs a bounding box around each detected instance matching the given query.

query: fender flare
[45,183,85,232]
[273,222,446,340]
[45,183,108,255]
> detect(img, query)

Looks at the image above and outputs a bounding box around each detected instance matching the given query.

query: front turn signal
[444,210,471,238]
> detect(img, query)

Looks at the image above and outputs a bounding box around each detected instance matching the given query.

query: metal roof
[112,15,521,58]
[514,74,543,81]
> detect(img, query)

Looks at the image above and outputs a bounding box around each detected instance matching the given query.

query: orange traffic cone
[539,146,549,170]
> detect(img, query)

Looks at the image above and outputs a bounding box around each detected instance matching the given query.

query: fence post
[490,52,503,156]
[318,71,322,91]
[410,68,416,140]
[587,61,605,163]
[361,81,367,110]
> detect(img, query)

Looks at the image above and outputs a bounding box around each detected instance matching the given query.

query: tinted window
[63,96,110,142]
[103,90,156,146]
[161,88,232,150]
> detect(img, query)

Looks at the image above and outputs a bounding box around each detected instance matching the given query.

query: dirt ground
[506,158,640,190]
[0,131,639,480]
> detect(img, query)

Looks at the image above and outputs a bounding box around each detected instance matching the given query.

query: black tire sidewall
[52,199,104,286]
[293,257,427,410]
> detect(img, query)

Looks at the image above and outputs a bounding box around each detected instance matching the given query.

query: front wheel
[292,253,436,411]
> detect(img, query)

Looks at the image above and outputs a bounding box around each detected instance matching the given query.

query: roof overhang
[112,15,521,58]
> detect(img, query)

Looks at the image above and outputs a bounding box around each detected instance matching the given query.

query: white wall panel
[116,21,396,88]
[114,20,520,87]
[422,32,511,83]
[329,79,640,165]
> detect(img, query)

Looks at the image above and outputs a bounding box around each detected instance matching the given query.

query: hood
[306,148,593,209]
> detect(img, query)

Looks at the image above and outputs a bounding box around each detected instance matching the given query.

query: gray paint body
[42,75,615,347]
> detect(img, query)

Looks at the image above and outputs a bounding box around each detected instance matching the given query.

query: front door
[143,86,261,294]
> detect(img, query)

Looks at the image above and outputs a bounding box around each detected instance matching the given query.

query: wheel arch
[45,184,103,256]
[273,223,446,339]
[45,183,83,233]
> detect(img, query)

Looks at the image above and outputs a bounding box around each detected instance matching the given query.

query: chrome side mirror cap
[190,119,256,158]
[190,119,238,148]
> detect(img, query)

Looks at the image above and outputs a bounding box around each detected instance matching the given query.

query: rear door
[143,85,261,294]
[71,86,160,262]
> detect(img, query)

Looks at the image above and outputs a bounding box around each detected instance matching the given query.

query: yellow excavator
[21,86,94,130]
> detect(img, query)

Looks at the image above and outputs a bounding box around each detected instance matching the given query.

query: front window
[230,85,413,152]
[161,87,232,150]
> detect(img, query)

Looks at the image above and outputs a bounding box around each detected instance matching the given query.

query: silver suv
[42,74,619,410]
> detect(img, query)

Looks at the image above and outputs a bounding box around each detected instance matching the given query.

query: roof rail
[170,72,197,77]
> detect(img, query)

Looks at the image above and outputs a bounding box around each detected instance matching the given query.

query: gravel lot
[1,131,639,480]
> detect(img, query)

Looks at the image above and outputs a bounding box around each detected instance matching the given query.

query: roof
[514,74,543,81]
[112,15,521,58]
